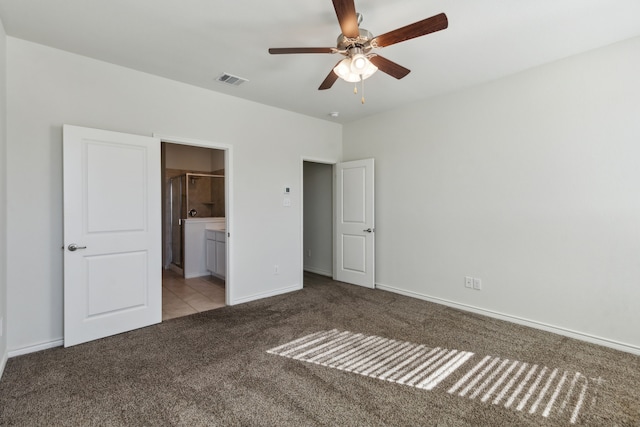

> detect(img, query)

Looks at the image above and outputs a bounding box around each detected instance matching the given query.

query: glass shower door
[169,176,185,268]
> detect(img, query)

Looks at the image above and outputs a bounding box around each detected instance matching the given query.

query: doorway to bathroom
[161,141,228,320]
[166,172,225,272]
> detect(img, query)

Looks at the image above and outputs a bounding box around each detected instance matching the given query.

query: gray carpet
[1,273,639,426]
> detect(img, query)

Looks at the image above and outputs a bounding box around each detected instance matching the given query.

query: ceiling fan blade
[372,13,448,48]
[318,62,342,90]
[332,0,359,38]
[269,47,335,54]
[369,55,410,79]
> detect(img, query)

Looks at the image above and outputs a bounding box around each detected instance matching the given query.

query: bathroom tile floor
[162,269,226,321]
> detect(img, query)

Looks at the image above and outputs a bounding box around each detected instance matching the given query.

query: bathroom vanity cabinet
[183,217,225,279]
[206,229,226,279]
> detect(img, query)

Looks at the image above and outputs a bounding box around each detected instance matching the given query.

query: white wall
[0,16,8,375]
[303,161,333,276]
[343,36,640,353]
[6,38,341,353]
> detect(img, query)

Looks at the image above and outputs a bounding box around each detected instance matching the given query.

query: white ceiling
[1,0,640,124]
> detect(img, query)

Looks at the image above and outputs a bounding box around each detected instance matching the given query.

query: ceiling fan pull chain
[361,75,365,104]
[353,82,358,95]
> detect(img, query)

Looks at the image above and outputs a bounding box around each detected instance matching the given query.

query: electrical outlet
[307,250,311,257]
[274,265,279,275]
[465,276,473,289]
[473,278,482,290]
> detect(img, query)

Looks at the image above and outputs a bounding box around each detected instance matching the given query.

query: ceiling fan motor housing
[337,28,374,55]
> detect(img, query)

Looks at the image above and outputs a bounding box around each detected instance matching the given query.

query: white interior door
[335,158,375,288]
[63,125,161,347]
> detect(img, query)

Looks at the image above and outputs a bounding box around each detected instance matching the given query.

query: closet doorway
[302,160,334,281]
[301,158,376,288]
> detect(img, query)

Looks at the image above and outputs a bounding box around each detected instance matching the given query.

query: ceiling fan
[268,0,448,93]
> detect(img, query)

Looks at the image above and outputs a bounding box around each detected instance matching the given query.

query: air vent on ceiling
[215,73,248,87]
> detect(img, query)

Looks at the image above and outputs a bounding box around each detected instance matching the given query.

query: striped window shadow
[448,355,604,424]
[267,329,472,391]
[267,329,604,425]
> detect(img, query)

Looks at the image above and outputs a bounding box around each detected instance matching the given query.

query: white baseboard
[8,339,64,358]
[230,284,301,305]
[303,266,332,277]
[184,272,210,279]
[0,350,7,380]
[376,283,640,356]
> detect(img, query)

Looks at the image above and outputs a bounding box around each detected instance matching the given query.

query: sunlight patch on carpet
[267,329,603,424]
[447,355,603,424]
[267,329,472,390]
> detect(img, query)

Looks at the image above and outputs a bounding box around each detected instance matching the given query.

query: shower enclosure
[167,173,225,269]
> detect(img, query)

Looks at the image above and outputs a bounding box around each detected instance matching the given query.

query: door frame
[300,156,338,287]
[155,133,233,305]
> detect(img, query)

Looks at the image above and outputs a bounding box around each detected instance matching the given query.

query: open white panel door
[63,125,161,347]
[335,158,375,288]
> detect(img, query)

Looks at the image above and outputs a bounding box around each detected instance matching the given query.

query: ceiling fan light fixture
[350,53,367,72]
[359,58,378,79]
[333,57,377,83]
[334,58,355,82]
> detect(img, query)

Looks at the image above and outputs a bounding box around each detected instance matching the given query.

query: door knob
[68,243,87,251]
[363,228,373,233]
